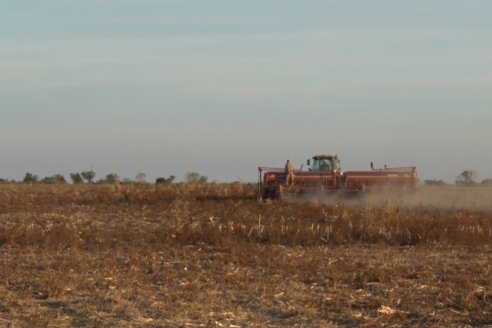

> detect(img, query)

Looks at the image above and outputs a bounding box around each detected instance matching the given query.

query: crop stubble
[0,184,491,327]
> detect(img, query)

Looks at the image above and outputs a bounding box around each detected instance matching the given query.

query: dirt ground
[0,184,491,327]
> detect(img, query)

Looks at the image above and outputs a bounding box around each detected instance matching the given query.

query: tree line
[425,170,492,187]
[0,171,208,185]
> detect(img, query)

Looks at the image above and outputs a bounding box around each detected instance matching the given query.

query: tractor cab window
[332,158,341,171]
[319,159,332,171]
[311,157,341,172]
[312,158,333,171]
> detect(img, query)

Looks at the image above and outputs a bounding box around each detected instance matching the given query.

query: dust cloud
[401,186,492,211]
[300,186,492,211]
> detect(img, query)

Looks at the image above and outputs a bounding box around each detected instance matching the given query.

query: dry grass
[0,184,491,327]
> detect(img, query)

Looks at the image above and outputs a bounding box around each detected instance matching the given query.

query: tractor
[258,154,418,200]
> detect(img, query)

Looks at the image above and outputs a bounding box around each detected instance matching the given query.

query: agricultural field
[0,184,491,327]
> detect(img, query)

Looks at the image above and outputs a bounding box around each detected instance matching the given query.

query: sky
[1,1,492,183]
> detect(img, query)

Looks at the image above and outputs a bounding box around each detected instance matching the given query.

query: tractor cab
[308,155,341,172]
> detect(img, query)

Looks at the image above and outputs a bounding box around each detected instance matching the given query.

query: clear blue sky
[1,1,491,182]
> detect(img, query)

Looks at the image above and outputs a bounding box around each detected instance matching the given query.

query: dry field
[0,184,491,327]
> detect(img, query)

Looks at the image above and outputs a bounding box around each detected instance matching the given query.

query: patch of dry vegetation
[0,184,491,327]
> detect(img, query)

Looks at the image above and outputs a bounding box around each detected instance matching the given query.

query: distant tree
[52,174,66,184]
[81,170,96,184]
[103,173,119,184]
[40,176,54,184]
[23,172,38,184]
[70,173,84,184]
[424,180,447,186]
[185,172,208,184]
[481,179,492,187]
[0,178,8,184]
[155,175,175,184]
[135,172,146,183]
[41,174,66,184]
[456,170,478,186]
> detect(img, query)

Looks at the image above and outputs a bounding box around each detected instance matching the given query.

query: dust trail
[298,186,492,211]
[402,186,492,211]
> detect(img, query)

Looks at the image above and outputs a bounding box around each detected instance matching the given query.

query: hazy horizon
[2,1,491,183]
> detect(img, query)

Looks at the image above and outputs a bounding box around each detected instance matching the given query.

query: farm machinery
[258,155,418,200]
